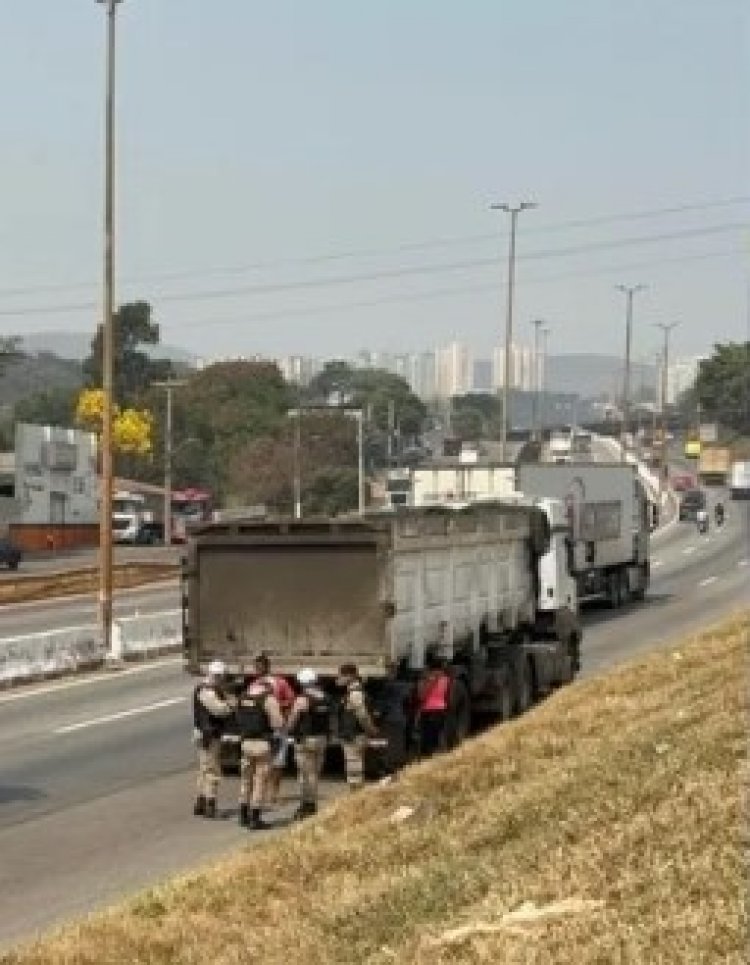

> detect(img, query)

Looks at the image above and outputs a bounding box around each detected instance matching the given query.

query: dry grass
[4,612,748,965]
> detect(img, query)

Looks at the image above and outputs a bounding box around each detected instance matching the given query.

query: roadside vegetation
[4,611,746,965]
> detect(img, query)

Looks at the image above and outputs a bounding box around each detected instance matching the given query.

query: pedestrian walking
[336,663,378,790]
[287,668,331,819]
[236,677,284,830]
[193,659,235,819]
[254,654,295,804]
[416,659,451,757]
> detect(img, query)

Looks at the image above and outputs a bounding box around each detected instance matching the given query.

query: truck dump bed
[183,503,547,677]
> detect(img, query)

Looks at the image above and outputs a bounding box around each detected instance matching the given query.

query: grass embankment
[5,613,748,965]
[0,563,177,606]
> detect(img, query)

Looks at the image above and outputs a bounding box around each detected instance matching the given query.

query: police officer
[287,668,330,819]
[193,659,234,819]
[236,677,284,829]
[337,663,378,790]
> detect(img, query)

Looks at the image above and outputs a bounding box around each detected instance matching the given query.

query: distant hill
[0,351,82,408]
[547,353,656,398]
[20,331,197,369]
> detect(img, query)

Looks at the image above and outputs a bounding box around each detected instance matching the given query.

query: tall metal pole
[654,322,679,482]
[491,201,537,461]
[615,283,646,459]
[530,319,545,442]
[540,326,550,437]
[97,0,122,657]
[153,380,187,544]
[357,410,365,515]
[293,408,302,519]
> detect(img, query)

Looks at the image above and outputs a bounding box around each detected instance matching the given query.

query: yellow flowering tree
[75,388,153,456]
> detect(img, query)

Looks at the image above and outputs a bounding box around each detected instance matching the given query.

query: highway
[0,495,747,949]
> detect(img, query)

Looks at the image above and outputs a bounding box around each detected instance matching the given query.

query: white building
[491,343,539,391]
[662,356,702,404]
[436,341,472,398]
[14,423,98,525]
[278,354,323,386]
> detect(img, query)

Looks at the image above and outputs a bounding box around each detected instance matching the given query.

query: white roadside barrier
[0,609,182,687]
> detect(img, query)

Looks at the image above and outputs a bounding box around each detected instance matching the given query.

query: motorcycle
[714,504,725,527]
[696,510,709,535]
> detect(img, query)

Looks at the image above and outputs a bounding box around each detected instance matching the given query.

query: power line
[0,222,745,318]
[0,195,747,299]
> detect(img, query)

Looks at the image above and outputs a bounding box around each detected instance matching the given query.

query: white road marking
[652,560,663,568]
[738,560,749,568]
[698,576,718,588]
[54,696,186,734]
[0,656,183,706]
[682,546,696,555]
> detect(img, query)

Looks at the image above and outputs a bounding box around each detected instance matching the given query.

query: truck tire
[607,572,621,609]
[514,656,533,715]
[618,570,630,606]
[631,563,648,601]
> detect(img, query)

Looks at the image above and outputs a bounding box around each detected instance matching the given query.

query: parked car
[135,521,165,546]
[678,488,706,522]
[0,538,22,570]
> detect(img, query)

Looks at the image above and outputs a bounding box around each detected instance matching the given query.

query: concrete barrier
[0,609,182,688]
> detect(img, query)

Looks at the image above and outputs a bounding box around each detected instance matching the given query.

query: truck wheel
[618,570,630,606]
[607,572,621,609]
[514,657,533,715]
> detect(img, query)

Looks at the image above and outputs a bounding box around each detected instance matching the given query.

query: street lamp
[615,283,647,458]
[96,0,123,658]
[654,322,680,482]
[491,201,537,461]
[152,380,187,544]
[540,325,551,437]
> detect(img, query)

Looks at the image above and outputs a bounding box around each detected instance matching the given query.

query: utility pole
[530,319,546,442]
[152,380,187,544]
[654,322,679,484]
[615,283,646,459]
[540,326,550,439]
[96,0,123,658]
[357,409,365,515]
[491,201,537,461]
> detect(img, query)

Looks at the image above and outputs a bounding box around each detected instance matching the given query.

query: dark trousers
[419,710,447,757]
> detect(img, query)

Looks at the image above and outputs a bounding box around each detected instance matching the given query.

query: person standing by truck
[236,678,284,830]
[337,663,378,790]
[416,659,452,757]
[193,659,235,819]
[287,668,330,819]
[253,654,295,804]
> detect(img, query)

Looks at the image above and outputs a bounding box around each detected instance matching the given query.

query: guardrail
[0,609,182,687]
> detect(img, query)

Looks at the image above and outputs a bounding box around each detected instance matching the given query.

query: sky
[0,0,747,364]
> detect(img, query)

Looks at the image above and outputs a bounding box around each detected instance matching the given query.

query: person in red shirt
[253,654,295,803]
[416,658,452,757]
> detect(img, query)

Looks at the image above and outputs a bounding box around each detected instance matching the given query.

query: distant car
[672,472,695,493]
[678,489,706,522]
[135,521,165,546]
[0,538,21,570]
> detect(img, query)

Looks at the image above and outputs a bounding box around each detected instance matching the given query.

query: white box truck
[729,460,750,500]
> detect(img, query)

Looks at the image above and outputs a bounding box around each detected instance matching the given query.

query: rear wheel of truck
[514,655,534,715]
[607,571,622,609]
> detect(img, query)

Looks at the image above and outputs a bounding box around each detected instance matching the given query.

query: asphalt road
[0,495,747,949]
[0,544,181,581]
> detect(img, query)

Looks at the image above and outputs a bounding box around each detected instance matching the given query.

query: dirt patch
[3,611,747,965]
[0,564,178,606]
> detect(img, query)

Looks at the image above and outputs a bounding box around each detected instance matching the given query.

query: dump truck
[182,500,581,769]
[407,462,651,607]
[698,446,732,486]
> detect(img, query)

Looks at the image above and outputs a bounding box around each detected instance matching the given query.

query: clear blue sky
[0,0,747,363]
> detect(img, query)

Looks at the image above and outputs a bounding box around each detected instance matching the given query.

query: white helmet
[297,668,317,686]
[208,659,226,678]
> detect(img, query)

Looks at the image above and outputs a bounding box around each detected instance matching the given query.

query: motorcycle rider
[714,501,725,526]
[696,507,709,534]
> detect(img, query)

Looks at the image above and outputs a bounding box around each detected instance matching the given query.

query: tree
[75,388,153,456]
[14,386,79,428]
[451,393,503,440]
[82,300,173,405]
[694,342,750,435]
[0,336,23,377]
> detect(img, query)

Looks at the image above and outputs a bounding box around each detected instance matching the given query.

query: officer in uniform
[337,663,378,790]
[193,659,234,819]
[287,668,330,819]
[236,678,284,829]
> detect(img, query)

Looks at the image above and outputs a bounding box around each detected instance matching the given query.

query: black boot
[249,807,269,830]
[238,804,249,827]
[205,798,217,819]
[294,801,317,821]
[193,795,206,817]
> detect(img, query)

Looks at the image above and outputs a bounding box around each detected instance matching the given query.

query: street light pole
[615,283,646,458]
[357,409,365,515]
[96,0,123,658]
[293,408,302,519]
[540,326,550,439]
[654,322,679,482]
[491,201,537,461]
[530,319,546,442]
[152,380,187,544]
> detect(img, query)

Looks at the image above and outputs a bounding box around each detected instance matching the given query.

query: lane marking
[54,696,186,734]
[682,546,696,555]
[699,576,718,588]
[738,560,749,568]
[0,656,182,705]
[652,560,663,568]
